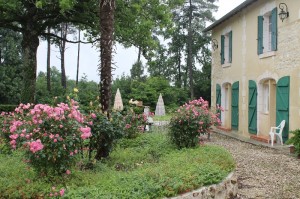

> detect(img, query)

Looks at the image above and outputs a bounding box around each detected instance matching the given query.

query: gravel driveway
[208,132,300,199]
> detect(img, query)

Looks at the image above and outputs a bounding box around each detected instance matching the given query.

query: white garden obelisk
[155,93,165,116]
[113,88,124,111]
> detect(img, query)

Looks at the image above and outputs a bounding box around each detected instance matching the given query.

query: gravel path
[208,133,300,199]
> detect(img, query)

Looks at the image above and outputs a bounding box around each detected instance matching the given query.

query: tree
[0,28,22,104]
[53,23,77,90]
[161,0,217,97]
[130,61,144,80]
[0,0,98,103]
[99,0,115,118]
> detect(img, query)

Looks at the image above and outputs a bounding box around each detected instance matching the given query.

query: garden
[0,96,235,198]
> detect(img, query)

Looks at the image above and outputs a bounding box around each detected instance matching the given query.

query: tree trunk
[47,26,51,92]
[76,29,81,86]
[138,46,141,63]
[99,0,115,116]
[176,48,182,88]
[60,23,67,90]
[21,29,39,103]
[187,0,194,99]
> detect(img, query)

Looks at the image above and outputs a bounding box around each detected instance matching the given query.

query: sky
[36,0,245,83]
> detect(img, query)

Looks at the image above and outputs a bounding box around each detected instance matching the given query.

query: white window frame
[263,12,272,53]
[263,82,269,114]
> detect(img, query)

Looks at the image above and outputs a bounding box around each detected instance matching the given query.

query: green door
[216,84,221,120]
[231,81,239,130]
[276,76,290,142]
[248,80,257,134]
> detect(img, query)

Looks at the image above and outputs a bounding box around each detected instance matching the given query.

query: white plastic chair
[269,120,285,146]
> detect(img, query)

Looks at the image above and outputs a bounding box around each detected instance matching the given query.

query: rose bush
[1,99,91,176]
[169,98,221,149]
[123,111,148,139]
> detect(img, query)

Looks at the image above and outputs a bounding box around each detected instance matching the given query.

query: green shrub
[0,105,17,113]
[123,111,147,139]
[286,129,300,155]
[87,111,124,160]
[169,98,221,149]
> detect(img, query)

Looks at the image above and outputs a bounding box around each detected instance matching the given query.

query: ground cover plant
[0,131,235,198]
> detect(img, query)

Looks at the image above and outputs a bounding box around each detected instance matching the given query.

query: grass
[153,114,172,121]
[0,131,235,198]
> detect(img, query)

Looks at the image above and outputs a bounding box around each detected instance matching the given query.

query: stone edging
[169,172,237,199]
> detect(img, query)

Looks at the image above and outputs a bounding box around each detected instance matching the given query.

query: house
[204,0,300,142]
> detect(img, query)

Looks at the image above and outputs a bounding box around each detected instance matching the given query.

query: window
[225,85,229,110]
[258,8,277,55]
[263,82,269,113]
[221,31,232,65]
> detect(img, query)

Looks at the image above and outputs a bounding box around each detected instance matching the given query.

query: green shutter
[248,80,257,134]
[276,76,289,142]
[271,8,277,51]
[229,31,232,63]
[216,84,221,120]
[231,81,239,130]
[221,35,225,64]
[257,16,264,54]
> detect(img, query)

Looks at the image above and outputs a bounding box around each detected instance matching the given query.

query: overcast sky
[36,0,245,83]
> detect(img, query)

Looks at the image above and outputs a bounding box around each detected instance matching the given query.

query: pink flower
[29,139,44,153]
[66,170,71,175]
[9,134,19,140]
[53,139,57,143]
[125,124,131,129]
[80,127,92,139]
[49,134,54,139]
[91,113,96,119]
[70,152,74,156]
[59,188,65,196]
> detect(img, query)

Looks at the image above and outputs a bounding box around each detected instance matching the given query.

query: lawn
[0,130,235,198]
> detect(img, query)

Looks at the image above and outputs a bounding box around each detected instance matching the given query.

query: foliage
[123,111,147,139]
[130,60,144,80]
[0,105,18,113]
[0,132,235,198]
[35,67,98,107]
[86,107,124,160]
[112,76,189,113]
[0,100,91,176]
[286,129,300,156]
[169,98,221,149]
[0,28,22,104]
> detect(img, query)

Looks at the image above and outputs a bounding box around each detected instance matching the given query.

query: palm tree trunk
[99,0,115,116]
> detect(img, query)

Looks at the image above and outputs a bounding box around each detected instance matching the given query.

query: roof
[203,0,258,32]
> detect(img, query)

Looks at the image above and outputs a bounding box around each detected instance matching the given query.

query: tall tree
[164,0,217,97]
[76,29,81,86]
[0,0,98,103]
[99,0,115,120]
[46,26,51,92]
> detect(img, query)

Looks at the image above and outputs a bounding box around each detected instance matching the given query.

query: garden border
[169,172,237,199]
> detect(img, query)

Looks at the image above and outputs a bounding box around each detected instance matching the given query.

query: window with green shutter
[221,31,232,65]
[258,7,277,55]
[271,7,277,51]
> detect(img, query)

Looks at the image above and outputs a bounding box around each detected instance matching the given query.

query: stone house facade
[204,0,300,142]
